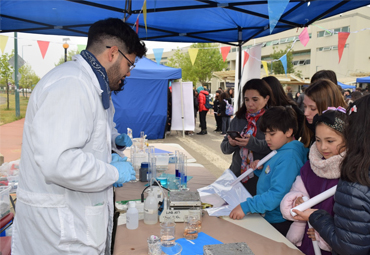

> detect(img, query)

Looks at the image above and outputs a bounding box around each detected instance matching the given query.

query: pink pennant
[299,27,309,47]
[338,32,350,63]
[243,51,249,67]
[37,40,50,59]
[135,19,139,34]
[220,46,231,62]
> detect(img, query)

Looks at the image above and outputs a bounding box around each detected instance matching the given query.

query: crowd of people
[220,70,370,255]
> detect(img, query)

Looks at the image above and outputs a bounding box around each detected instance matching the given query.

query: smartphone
[226,131,242,140]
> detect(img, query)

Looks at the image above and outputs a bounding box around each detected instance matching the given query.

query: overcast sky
[1,32,192,78]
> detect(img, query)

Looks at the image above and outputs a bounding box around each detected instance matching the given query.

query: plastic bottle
[126,201,139,230]
[144,189,158,225]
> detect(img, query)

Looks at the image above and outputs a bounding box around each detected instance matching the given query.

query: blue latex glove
[115,133,132,148]
[111,153,128,163]
[110,161,136,187]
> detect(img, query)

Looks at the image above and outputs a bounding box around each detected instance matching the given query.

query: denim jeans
[222,116,230,134]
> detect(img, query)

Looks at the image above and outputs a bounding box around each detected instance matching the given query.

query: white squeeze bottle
[144,189,158,225]
[126,201,139,230]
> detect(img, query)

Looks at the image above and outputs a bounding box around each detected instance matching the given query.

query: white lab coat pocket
[93,120,107,152]
[85,202,107,247]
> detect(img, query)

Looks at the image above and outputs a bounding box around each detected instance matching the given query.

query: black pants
[215,114,222,130]
[199,111,207,130]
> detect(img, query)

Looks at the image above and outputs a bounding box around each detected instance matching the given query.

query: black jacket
[309,170,370,255]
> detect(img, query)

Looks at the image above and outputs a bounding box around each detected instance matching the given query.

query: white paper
[171,81,195,131]
[290,185,337,217]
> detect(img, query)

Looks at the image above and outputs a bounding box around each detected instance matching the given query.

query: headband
[314,107,346,133]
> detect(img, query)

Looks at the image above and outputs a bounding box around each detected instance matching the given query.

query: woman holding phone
[221,79,274,196]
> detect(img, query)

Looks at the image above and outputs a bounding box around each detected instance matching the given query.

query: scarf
[240,109,265,182]
[309,141,345,179]
[81,50,110,109]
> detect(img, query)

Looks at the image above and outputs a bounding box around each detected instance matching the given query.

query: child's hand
[307,228,316,241]
[294,196,305,207]
[292,208,318,222]
[229,204,245,220]
[250,160,262,170]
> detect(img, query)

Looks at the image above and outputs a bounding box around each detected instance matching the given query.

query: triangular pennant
[188,48,199,65]
[338,32,350,63]
[220,46,231,62]
[299,27,310,47]
[37,40,50,59]
[143,0,147,33]
[0,35,9,54]
[279,54,287,76]
[135,19,139,34]
[262,61,269,76]
[268,0,290,34]
[77,44,86,53]
[243,51,249,68]
[153,48,164,65]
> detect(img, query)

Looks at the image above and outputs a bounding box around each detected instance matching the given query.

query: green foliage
[167,43,227,86]
[267,44,295,75]
[55,49,80,66]
[19,63,40,89]
[0,51,14,88]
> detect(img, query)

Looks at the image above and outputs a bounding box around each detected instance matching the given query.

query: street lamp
[63,38,70,62]
[22,44,32,60]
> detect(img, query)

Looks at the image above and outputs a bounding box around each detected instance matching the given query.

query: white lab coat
[12,55,123,254]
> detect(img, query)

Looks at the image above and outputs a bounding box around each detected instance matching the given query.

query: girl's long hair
[262,76,297,107]
[341,95,370,186]
[301,79,346,147]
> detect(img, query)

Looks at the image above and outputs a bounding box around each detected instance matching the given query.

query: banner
[220,46,231,62]
[338,32,350,63]
[171,82,195,132]
[268,0,289,34]
[37,40,50,59]
[0,35,8,54]
[262,61,269,76]
[143,0,147,33]
[279,54,287,76]
[153,48,164,65]
[299,27,310,47]
[243,51,249,68]
[188,48,199,65]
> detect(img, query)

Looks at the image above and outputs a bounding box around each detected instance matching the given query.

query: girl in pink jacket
[280,107,347,255]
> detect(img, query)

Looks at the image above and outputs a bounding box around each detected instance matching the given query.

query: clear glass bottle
[144,188,158,225]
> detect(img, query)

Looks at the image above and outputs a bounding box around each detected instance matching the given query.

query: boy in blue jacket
[230,106,308,236]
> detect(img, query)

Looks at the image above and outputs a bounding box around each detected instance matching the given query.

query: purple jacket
[280,161,339,255]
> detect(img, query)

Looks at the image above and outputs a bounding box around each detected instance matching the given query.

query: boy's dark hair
[311,70,338,85]
[341,95,370,186]
[259,106,298,136]
[86,18,147,57]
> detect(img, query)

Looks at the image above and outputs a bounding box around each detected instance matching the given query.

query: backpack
[224,99,234,116]
[204,95,213,109]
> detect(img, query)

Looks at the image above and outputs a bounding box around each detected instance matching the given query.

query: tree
[267,44,294,75]
[19,63,40,96]
[55,49,80,66]
[167,43,227,86]
[0,51,15,109]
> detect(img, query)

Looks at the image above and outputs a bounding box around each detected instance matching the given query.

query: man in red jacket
[196,86,209,135]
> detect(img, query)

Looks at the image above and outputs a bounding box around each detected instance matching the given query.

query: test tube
[150,157,157,186]
[181,155,188,190]
[175,150,180,178]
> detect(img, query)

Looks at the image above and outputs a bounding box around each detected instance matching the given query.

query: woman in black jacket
[293,95,370,255]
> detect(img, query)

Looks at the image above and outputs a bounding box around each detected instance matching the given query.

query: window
[317,31,325,37]
[293,60,299,66]
[334,28,341,34]
[305,59,310,65]
[231,47,236,52]
[265,41,272,46]
[323,46,332,51]
[323,30,332,37]
[299,60,305,65]
[317,47,323,51]
[280,37,289,44]
[341,26,350,32]
[272,39,279,45]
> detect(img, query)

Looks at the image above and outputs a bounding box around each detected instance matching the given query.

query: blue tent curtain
[356,76,370,83]
[112,57,181,139]
[337,82,356,89]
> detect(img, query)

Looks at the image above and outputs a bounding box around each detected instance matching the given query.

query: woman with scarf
[220,79,274,196]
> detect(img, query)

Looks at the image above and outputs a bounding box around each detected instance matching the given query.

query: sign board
[8,55,25,69]
[11,72,22,80]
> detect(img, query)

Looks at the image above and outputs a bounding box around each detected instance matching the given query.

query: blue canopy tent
[112,57,181,139]
[356,76,370,83]
[338,82,356,90]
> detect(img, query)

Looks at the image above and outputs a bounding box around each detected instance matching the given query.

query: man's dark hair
[86,18,146,57]
[259,106,298,136]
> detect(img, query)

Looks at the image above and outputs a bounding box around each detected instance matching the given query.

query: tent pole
[237,28,242,111]
[180,80,185,138]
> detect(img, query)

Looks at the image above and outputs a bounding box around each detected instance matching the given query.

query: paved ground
[0,114,232,178]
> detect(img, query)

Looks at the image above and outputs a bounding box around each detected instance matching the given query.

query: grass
[0,93,30,125]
